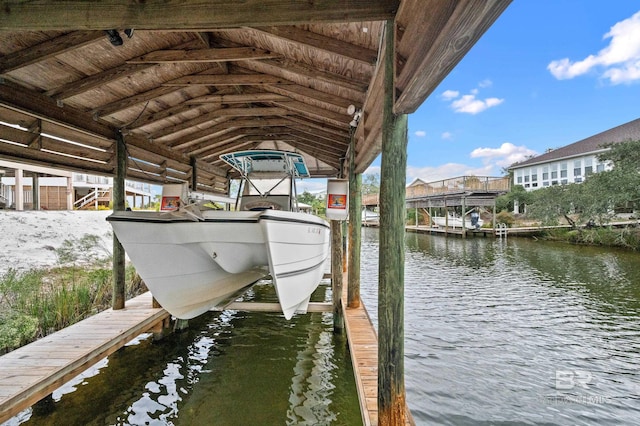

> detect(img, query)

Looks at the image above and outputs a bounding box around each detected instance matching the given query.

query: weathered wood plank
[163,73,290,86]
[0,292,168,424]
[0,1,399,30]
[128,47,281,63]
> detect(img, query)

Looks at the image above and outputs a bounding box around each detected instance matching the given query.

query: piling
[112,130,127,310]
[378,17,408,425]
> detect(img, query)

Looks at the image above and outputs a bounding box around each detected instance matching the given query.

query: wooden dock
[0,292,169,423]
[342,292,415,426]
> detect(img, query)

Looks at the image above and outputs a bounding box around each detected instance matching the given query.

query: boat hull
[432,215,483,229]
[108,210,329,320]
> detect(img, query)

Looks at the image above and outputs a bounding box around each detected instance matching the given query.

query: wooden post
[32,174,40,210]
[112,131,127,310]
[378,18,407,426]
[348,137,361,309]
[461,196,466,238]
[190,156,198,192]
[493,200,497,230]
[331,220,344,333]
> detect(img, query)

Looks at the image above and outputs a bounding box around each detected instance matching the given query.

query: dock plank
[0,292,169,424]
[342,286,415,426]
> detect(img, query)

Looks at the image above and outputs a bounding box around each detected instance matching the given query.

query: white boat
[362,208,379,222]
[432,213,483,229]
[107,150,330,320]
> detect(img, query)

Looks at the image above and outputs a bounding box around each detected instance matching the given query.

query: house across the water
[509,117,640,191]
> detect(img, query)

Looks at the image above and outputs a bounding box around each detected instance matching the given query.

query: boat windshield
[243,178,291,196]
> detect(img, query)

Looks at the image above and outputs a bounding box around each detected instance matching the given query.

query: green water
[10,283,361,425]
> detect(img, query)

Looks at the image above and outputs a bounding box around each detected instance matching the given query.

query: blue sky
[301,1,640,193]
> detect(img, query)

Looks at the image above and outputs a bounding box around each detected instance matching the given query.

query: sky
[300,1,640,194]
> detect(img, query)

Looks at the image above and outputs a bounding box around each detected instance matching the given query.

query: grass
[0,236,146,354]
[542,226,640,251]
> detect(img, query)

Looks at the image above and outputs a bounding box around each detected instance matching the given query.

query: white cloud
[441,81,504,114]
[450,94,504,114]
[441,90,459,100]
[548,10,640,84]
[414,130,426,137]
[441,131,453,140]
[470,142,538,168]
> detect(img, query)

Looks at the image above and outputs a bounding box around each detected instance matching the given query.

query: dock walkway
[0,292,169,423]
[342,290,415,425]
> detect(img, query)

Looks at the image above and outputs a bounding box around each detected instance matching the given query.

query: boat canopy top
[220,150,310,179]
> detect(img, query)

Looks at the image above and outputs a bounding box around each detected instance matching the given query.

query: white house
[509,117,640,191]
[0,159,154,210]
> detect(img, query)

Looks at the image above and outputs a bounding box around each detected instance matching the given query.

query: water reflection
[361,227,640,425]
[7,283,360,426]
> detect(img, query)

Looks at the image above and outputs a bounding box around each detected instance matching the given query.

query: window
[585,158,593,176]
[551,171,558,179]
[560,162,567,178]
[524,175,530,183]
[532,183,538,187]
[532,173,538,182]
[542,171,549,180]
[543,182,550,187]
[596,163,605,172]
[551,164,558,179]
[517,176,522,184]
[573,159,581,177]
[575,177,583,183]
[552,180,558,185]
[561,179,568,184]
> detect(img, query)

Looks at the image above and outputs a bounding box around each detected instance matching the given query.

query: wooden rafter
[0,1,400,30]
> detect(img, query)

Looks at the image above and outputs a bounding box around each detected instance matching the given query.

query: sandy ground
[0,210,114,276]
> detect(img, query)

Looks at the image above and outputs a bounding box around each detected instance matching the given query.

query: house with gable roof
[509,117,640,191]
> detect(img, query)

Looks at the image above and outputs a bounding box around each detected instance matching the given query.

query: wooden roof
[0,0,510,196]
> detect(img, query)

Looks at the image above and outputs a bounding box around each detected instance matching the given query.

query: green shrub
[495,210,515,227]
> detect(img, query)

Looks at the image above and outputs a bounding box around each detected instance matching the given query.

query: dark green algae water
[7,283,361,426]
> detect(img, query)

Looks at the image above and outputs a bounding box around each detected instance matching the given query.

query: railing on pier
[406,175,510,199]
[362,176,510,206]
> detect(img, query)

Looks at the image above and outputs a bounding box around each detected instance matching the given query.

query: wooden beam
[331,220,344,332]
[92,86,178,118]
[147,111,231,141]
[272,100,349,129]
[112,131,127,310]
[46,63,157,100]
[0,81,114,141]
[163,73,291,86]
[128,47,281,63]
[252,26,378,66]
[378,18,408,426]
[0,1,399,30]
[348,136,362,309]
[185,93,290,104]
[0,31,104,74]
[243,58,369,97]
[47,39,204,99]
[394,0,511,114]
[167,117,291,150]
[264,84,357,112]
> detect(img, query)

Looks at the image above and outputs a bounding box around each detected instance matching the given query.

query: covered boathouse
[0,1,511,424]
